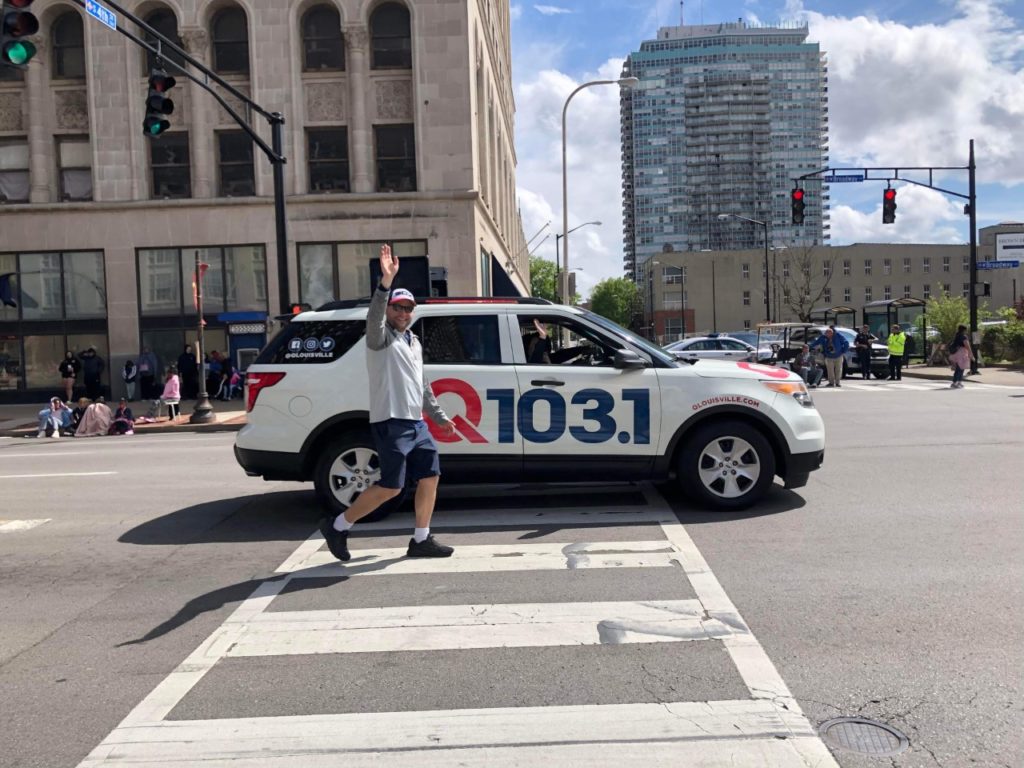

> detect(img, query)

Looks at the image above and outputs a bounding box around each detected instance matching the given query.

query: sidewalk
[0,399,246,438]
[899,363,1024,387]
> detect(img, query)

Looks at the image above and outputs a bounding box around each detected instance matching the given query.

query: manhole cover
[819,717,910,756]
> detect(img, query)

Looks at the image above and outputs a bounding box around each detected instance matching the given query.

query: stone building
[643,224,1024,343]
[0,0,526,402]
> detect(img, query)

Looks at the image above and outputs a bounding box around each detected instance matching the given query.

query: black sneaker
[319,517,351,562]
[407,535,454,558]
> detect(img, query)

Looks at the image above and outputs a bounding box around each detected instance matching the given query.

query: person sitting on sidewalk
[109,398,135,435]
[139,366,181,422]
[36,397,72,439]
[75,397,113,437]
[790,344,823,388]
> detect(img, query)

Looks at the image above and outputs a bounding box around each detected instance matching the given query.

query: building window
[823,287,831,303]
[662,266,682,284]
[137,245,267,316]
[212,7,250,74]
[741,263,749,279]
[864,286,872,302]
[823,261,831,277]
[298,240,427,305]
[923,257,930,273]
[374,124,416,192]
[302,5,344,71]
[923,284,931,300]
[943,255,951,272]
[0,141,30,203]
[884,285,892,300]
[843,259,850,276]
[843,287,851,302]
[962,255,969,271]
[943,282,951,295]
[884,258,892,275]
[743,319,751,330]
[218,132,255,197]
[962,282,970,298]
[52,12,86,79]
[864,259,872,276]
[903,284,912,298]
[370,2,412,69]
[150,132,191,199]
[782,261,790,278]
[308,129,350,193]
[143,10,184,72]
[57,137,92,201]
[903,257,912,273]
[742,290,750,306]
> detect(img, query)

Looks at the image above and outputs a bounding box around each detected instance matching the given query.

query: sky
[509,0,1024,298]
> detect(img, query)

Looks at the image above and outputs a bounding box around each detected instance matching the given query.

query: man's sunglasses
[390,304,415,313]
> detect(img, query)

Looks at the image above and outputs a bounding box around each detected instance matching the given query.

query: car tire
[677,420,776,511]
[841,360,849,379]
[313,431,407,522]
[873,369,888,380]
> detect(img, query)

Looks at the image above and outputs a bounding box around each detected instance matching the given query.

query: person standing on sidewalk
[321,244,458,562]
[886,324,907,380]
[809,327,848,387]
[138,347,158,399]
[854,325,873,380]
[948,324,974,388]
[58,352,80,402]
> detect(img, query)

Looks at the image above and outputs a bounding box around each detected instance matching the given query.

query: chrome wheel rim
[697,435,761,499]
[328,446,381,507]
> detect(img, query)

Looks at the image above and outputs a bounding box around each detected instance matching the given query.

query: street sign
[821,174,865,183]
[85,0,116,31]
[977,260,1020,270]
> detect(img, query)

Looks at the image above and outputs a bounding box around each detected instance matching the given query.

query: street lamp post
[719,213,770,323]
[555,220,601,302]
[561,76,639,304]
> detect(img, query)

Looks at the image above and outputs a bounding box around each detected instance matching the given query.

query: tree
[589,277,641,327]
[775,246,838,322]
[528,256,558,302]
[925,292,970,343]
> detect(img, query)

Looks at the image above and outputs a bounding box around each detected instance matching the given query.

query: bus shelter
[862,298,928,361]
[808,305,857,328]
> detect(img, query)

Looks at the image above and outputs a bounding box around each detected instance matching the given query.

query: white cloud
[534,4,572,15]
[510,5,522,22]
[829,185,965,244]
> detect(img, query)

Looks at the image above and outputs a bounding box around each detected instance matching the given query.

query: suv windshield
[581,310,677,366]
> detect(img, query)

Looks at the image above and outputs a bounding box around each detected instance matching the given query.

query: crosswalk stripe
[225,599,736,656]
[0,518,51,532]
[355,506,673,531]
[280,540,681,576]
[78,699,832,768]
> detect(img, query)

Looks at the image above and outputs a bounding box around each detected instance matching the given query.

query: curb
[1,420,245,439]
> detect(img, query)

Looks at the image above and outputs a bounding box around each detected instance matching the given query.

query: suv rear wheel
[313,431,406,522]
[677,420,776,511]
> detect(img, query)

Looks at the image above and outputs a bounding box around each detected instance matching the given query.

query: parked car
[785,326,890,379]
[664,335,757,362]
[720,331,778,362]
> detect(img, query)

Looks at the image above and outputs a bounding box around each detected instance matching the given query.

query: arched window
[302,5,344,71]
[370,3,411,69]
[52,12,86,79]
[211,7,250,74]
[143,9,185,73]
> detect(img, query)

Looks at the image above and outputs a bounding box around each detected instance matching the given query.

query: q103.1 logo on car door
[427,378,650,446]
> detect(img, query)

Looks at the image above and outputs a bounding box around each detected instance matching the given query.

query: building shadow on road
[118,490,321,546]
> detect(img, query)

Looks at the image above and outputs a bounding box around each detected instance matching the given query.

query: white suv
[234,298,825,513]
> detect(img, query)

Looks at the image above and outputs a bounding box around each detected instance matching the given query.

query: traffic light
[143,68,176,137]
[882,188,897,224]
[1,0,38,68]
[791,188,805,225]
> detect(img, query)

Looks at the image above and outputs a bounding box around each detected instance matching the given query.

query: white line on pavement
[0,519,51,532]
[0,472,117,479]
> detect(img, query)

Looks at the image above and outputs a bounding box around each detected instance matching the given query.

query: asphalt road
[0,380,1021,767]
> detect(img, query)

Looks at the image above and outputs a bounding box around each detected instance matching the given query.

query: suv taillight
[245,372,286,412]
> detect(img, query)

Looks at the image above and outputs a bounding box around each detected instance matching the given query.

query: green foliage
[589,278,642,327]
[980,305,1024,363]
[925,292,969,343]
[528,256,558,302]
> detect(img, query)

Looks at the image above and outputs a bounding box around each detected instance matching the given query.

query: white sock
[413,527,429,543]
[332,515,355,533]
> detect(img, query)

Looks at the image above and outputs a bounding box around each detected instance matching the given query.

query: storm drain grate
[819,717,910,757]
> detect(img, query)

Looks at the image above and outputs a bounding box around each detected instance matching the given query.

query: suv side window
[416,315,501,365]
[256,320,365,364]
[518,315,621,367]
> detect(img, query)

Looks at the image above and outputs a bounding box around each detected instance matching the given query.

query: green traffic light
[2,39,35,65]
[143,116,170,136]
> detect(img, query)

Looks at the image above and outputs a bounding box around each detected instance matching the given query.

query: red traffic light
[883,188,896,201]
[791,189,804,201]
[7,0,35,8]
[149,72,176,93]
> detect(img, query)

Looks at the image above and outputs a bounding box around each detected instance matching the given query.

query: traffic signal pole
[68,0,291,313]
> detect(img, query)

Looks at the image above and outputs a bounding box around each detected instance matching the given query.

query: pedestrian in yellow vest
[886,324,907,380]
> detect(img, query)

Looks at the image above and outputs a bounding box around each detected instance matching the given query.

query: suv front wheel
[677,420,776,511]
[313,431,406,521]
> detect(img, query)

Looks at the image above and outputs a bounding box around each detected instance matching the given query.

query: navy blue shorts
[371,418,441,489]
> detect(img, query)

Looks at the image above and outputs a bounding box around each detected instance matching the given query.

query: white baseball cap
[388,288,416,306]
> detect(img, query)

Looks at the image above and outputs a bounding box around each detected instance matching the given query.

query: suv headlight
[761,380,815,408]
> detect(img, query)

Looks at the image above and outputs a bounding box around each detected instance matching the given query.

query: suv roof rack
[313,296,553,311]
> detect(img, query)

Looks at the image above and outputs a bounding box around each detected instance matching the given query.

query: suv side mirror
[613,349,646,370]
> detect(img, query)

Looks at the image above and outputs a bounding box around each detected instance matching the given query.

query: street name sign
[821,175,865,183]
[85,0,117,31]
[977,260,1020,270]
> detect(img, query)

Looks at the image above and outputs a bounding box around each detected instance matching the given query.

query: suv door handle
[531,379,564,387]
